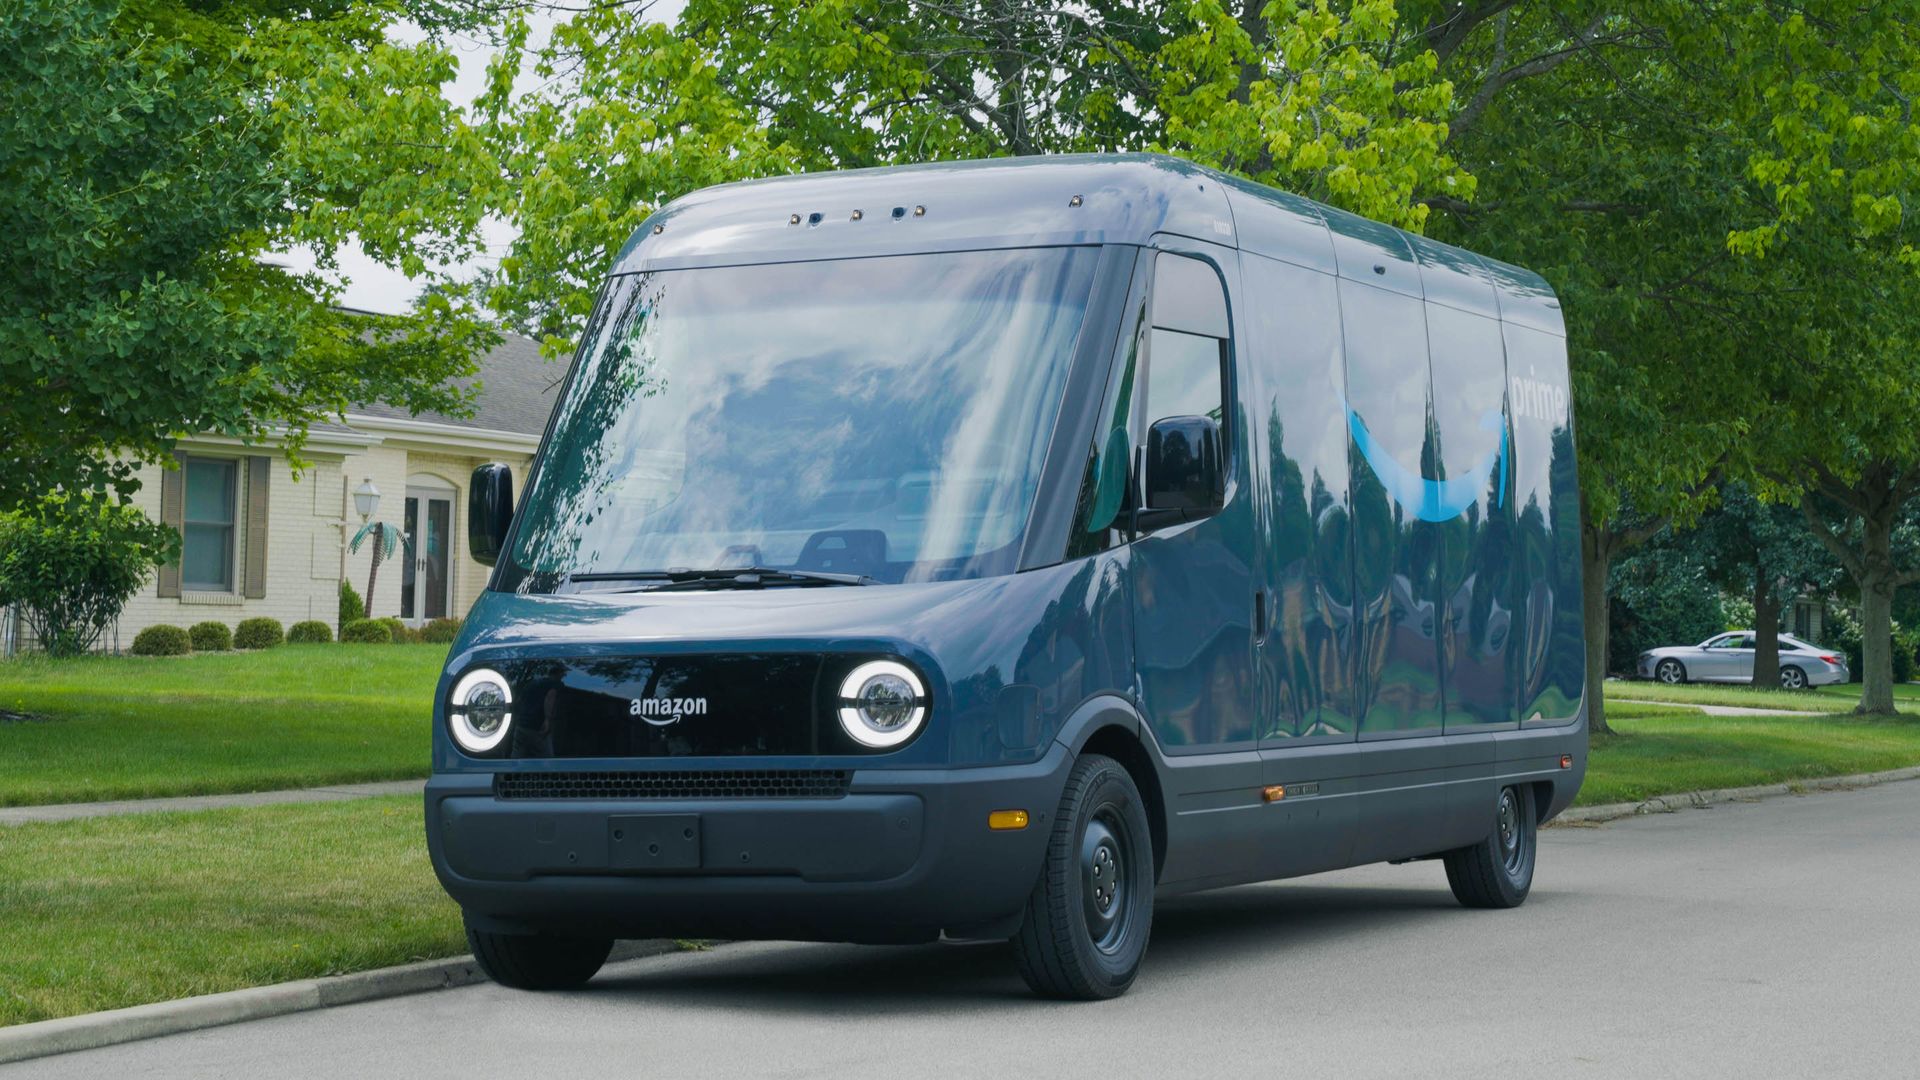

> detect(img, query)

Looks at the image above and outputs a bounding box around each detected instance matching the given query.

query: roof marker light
[789,213,801,225]
[1069,194,1083,207]
[913,205,926,217]
[652,224,664,234]
[850,209,863,221]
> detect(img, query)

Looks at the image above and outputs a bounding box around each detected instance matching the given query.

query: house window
[182,458,238,591]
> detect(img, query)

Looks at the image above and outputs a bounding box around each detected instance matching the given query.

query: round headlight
[449,668,513,754]
[837,660,927,749]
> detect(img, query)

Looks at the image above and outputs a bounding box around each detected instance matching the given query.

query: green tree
[478,0,1470,356]
[0,495,174,656]
[1406,1,1920,728]
[0,0,504,511]
[1674,485,1842,687]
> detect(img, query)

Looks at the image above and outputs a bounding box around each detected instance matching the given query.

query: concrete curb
[0,939,676,1066]
[1550,765,1920,826]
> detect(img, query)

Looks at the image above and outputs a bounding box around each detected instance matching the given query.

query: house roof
[346,330,564,439]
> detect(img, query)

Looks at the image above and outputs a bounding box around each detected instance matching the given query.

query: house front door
[402,488,453,622]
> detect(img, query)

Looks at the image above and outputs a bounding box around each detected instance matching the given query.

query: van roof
[613,152,1562,335]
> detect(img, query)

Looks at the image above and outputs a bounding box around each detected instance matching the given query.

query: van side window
[1066,252,1231,558]
[1145,253,1229,441]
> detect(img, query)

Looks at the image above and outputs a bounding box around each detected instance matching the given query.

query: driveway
[13,781,1919,1079]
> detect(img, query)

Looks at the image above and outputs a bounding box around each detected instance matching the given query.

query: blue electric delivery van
[429,154,1587,1000]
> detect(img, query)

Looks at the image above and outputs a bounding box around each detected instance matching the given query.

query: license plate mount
[607,814,701,871]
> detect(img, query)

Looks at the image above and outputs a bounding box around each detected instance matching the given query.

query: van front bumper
[425,746,1071,944]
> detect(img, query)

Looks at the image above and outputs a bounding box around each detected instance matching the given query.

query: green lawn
[1604,678,1920,714]
[0,796,463,1027]
[0,645,446,806]
[1581,707,1920,805]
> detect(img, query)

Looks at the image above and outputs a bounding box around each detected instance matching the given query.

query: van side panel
[1424,302,1515,732]
[1339,277,1446,742]
[1501,319,1585,724]
[1240,251,1361,879]
[1242,253,1358,745]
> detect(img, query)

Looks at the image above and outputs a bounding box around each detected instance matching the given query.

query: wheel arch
[1055,695,1168,881]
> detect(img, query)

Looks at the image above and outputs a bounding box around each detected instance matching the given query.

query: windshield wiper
[564,567,876,593]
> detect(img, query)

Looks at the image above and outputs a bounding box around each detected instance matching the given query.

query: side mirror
[469,463,514,566]
[1138,415,1223,529]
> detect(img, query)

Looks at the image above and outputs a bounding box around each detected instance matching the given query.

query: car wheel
[1011,752,1156,1000]
[1444,785,1537,909]
[1655,659,1686,684]
[466,917,613,990]
[1780,665,1808,690]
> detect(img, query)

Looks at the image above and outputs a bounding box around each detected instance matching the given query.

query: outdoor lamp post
[353,478,380,522]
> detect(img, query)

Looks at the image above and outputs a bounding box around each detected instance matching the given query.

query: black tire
[1655,659,1686,684]
[1011,753,1155,1000]
[465,917,614,990]
[1444,784,1536,909]
[1780,665,1808,690]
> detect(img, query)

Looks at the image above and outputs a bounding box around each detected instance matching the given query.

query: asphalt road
[14,781,1920,1079]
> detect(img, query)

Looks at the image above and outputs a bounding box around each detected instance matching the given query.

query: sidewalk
[0,779,425,826]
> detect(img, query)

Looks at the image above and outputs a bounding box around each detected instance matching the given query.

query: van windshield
[506,246,1100,589]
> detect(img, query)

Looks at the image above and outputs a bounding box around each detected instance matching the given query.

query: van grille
[493,769,853,801]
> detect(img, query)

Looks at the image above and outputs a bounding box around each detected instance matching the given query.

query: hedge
[233,617,284,650]
[421,617,464,643]
[187,621,232,652]
[340,618,393,644]
[287,620,333,644]
[130,624,191,656]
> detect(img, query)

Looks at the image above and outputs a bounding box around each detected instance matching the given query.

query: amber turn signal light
[1262,785,1286,802]
[988,809,1029,831]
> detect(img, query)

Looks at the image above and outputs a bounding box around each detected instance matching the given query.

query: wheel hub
[1498,789,1523,872]
[1080,814,1130,951]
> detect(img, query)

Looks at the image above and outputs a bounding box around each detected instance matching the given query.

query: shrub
[287,620,333,644]
[421,617,464,643]
[339,579,365,631]
[375,615,415,643]
[188,620,232,652]
[130,624,192,656]
[340,618,393,644]
[233,617,284,650]
[0,494,173,657]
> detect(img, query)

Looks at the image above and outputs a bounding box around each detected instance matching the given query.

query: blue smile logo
[1345,402,1508,522]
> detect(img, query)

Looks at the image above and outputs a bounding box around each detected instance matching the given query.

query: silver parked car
[1637,631,1850,689]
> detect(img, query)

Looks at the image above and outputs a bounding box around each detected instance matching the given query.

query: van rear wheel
[1443,784,1536,909]
[1011,752,1155,1000]
[466,917,613,990]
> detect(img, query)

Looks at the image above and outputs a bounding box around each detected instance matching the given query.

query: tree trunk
[1580,522,1615,736]
[364,542,383,621]
[1852,496,1901,714]
[1750,572,1780,689]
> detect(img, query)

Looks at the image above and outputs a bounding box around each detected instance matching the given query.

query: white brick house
[99,331,559,642]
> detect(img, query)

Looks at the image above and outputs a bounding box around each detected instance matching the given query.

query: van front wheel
[466,918,613,990]
[1011,753,1155,1000]
[1443,784,1536,909]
